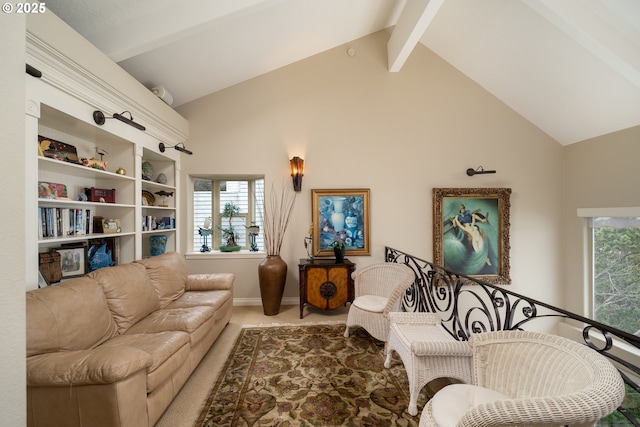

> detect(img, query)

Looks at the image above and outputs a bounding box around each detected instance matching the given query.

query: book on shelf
[38,207,95,238]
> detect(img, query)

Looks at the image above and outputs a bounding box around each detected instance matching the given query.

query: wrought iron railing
[385,246,640,426]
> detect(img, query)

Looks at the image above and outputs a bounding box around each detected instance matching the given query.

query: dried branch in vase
[263,184,296,256]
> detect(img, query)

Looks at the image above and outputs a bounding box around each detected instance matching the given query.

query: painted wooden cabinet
[298,258,355,318]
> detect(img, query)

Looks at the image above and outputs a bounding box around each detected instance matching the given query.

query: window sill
[185,250,266,260]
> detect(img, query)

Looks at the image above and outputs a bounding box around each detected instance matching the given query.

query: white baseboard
[233,297,299,306]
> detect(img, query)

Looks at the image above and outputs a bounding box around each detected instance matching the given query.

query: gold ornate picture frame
[311,189,370,257]
[433,188,511,285]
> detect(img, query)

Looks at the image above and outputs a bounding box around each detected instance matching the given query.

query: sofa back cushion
[135,252,186,308]
[89,263,160,334]
[26,277,118,357]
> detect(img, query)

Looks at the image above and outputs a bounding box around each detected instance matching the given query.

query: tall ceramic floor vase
[258,255,287,316]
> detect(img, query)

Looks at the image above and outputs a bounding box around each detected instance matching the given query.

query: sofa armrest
[186,273,235,292]
[27,346,151,386]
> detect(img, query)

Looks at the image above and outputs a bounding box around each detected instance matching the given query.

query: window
[582,210,640,336]
[192,177,264,252]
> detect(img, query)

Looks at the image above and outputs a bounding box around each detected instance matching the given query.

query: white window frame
[564,207,640,381]
[189,175,264,255]
[577,207,640,325]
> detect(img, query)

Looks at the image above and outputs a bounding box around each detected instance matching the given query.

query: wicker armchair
[420,330,626,427]
[343,262,415,342]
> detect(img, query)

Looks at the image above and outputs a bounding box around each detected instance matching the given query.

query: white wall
[177,29,564,306]
[562,125,640,315]
[1,7,27,426]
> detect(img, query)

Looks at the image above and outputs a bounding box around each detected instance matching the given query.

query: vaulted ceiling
[45,0,640,145]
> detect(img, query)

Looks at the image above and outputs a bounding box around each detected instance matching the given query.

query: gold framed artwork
[433,188,511,285]
[311,189,370,257]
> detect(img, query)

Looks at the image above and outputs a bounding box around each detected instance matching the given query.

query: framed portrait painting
[312,189,370,257]
[56,246,87,278]
[433,188,511,285]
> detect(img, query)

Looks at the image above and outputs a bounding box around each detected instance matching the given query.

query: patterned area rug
[194,324,436,427]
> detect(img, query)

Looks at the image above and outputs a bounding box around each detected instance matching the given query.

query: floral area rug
[194,324,435,427]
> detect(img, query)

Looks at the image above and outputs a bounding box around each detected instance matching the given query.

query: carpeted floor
[194,323,433,427]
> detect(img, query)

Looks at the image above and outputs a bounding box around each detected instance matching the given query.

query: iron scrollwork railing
[385,246,640,426]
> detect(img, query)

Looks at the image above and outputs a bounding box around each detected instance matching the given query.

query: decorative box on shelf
[38,251,62,285]
[85,187,116,203]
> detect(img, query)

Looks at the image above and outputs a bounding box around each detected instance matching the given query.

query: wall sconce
[466,166,496,176]
[159,142,193,155]
[93,110,146,131]
[290,156,304,192]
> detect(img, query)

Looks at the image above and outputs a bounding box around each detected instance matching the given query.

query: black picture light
[159,142,193,155]
[93,110,146,131]
[466,166,496,176]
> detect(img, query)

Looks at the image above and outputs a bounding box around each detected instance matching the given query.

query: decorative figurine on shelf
[247,223,260,252]
[156,173,167,184]
[198,216,212,252]
[81,157,108,170]
[87,241,115,272]
[142,161,154,181]
[95,146,108,161]
[217,202,241,252]
[154,190,174,207]
[304,223,313,260]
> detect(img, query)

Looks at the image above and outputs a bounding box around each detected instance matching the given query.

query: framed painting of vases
[433,188,511,285]
[311,189,370,257]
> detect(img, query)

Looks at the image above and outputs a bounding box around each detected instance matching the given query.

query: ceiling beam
[89,0,282,63]
[523,0,640,88]
[387,0,445,72]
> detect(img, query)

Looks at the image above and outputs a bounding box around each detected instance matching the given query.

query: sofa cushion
[186,273,235,291]
[26,277,118,357]
[167,290,232,311]
[125,306,215,336]
[352,295,388,313]
[89,263,160,334]
[430,384,510,427]
[99,331,190,392]
[27,345,151,386]
[136,251,186,308]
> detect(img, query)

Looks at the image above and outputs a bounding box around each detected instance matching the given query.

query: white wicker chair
[343,262,415,342]
[420,330,626,427]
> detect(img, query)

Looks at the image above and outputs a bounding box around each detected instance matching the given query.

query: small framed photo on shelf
[38,270,49,288]
[38,181,68,199]
[102,218,121,234]
[56,246,87,278]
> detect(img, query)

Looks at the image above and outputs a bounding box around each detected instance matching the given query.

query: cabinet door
[306,266,350,310]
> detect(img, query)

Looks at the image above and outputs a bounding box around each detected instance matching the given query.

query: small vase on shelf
[150,235,167,256]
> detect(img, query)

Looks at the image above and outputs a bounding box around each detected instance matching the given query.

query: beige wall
[1,8,27,426]
[562,125,640,315]
[177,29,564,305]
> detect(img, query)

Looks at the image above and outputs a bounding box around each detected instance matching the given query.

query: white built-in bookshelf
[25,12,188,290]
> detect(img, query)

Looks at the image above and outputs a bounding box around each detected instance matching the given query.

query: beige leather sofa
[26,251,234,427]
